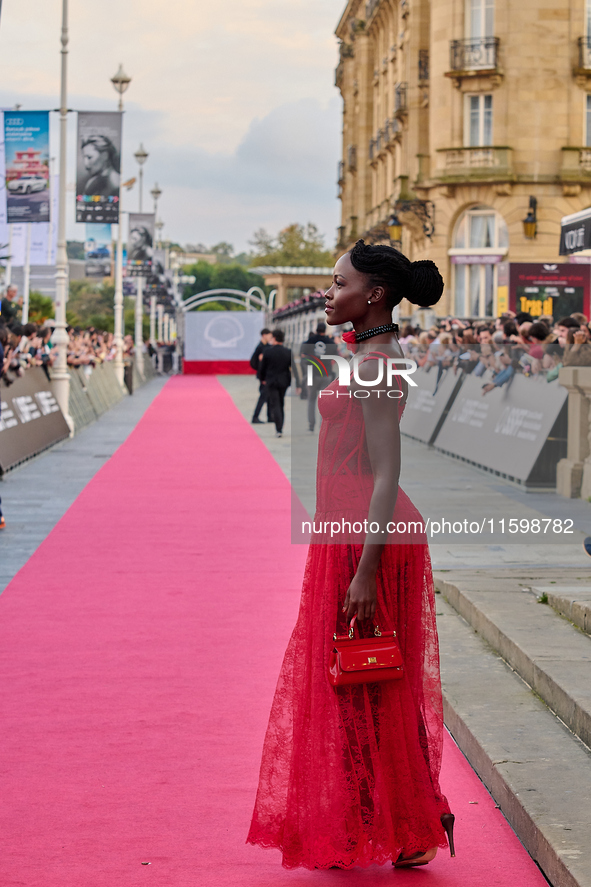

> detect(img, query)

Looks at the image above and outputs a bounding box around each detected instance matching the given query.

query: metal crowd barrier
[69,356,156,434]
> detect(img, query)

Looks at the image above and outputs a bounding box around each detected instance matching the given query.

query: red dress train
[247,372,450,869]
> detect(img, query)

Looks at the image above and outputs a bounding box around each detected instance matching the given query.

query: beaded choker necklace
[342,323,399,345]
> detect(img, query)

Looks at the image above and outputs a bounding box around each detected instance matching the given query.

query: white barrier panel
[434,374,568,486]
[401,366,464,444]
[184,311,265,362]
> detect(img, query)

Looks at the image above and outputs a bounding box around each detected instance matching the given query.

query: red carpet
[0,376,547,886]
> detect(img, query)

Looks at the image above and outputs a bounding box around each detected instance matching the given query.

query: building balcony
[575,38,591,88]
[450,37,499,71]
[418,49,429,82]
[578,36,591,70]
[337,160,345,186]
[561,147,591,183]
[433,146,513,183]
[347,143,357,172]
[446,38,502,88]
[394,82,408,118]
[369,120,400,164]
[383,117,401,146]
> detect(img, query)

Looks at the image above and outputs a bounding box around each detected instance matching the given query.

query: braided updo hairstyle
[349,240,444,309]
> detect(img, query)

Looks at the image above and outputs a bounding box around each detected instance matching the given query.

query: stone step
[434,571,591,750]
[437,595,591,887]
[535,586,591,637]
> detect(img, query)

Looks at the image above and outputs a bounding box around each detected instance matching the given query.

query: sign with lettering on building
[508,263,591,321]
[0,368,69,471]
[560,208,591,255]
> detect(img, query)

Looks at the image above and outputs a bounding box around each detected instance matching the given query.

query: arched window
[450,205,508,317]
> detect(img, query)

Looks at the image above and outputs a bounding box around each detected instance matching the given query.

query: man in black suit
[259,328,298,438]
[249,327,272,424]
[300,321,336,432]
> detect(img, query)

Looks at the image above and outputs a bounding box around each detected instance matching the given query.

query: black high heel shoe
[393,812,456,868]
[441,812,456,857]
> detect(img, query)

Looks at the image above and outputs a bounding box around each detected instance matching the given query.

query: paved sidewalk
[0,376,168,593]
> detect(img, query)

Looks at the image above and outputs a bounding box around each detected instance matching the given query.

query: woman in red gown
[247,241,454,870]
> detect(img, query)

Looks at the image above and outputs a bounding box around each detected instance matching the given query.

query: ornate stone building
[335,0,591,317]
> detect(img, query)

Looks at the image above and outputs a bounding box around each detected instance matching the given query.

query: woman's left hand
[343,572,377,622]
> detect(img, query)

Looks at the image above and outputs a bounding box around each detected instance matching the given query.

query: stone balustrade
[556,367,591,498]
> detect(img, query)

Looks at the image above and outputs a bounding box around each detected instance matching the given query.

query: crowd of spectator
[398,309,591,394]
[0,285,148,385]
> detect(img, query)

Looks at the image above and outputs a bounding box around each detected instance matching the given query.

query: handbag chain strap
[334,616,384,641]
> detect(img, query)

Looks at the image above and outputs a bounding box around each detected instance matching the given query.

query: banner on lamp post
[5,175,59,266]
[4,111,50,224]
[75,111,122,224]
[126,213,154,277]
[84,223,112,278]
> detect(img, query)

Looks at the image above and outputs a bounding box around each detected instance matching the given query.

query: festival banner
[84,223,112,278]
[6,175,59,267]
[4,111,50,224]
[126,213,154,276]
[76,111,122,224]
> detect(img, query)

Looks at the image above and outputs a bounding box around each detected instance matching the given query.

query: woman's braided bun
[409,259,444,308]
[349,240,443,309]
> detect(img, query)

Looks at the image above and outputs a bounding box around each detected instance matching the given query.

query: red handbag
[328,617,404,687]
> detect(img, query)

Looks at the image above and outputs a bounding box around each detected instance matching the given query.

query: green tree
[67,281,115,328]
[210,241,234,264]
[182,260,214,299]
[123,304,150,338]
[249,223,334,267]
[183,261,265,309]
[212,264,264,292]
[196,300,231,311]
[28,291,54,323]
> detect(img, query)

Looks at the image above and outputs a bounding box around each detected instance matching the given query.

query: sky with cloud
[0,0,344,251]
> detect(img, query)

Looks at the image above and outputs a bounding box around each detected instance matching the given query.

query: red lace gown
[247,368,451,870]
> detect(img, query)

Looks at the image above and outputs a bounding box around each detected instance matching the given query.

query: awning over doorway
[559,207,591,255]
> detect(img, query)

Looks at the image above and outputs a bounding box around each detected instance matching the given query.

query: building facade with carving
[335,0,591,318]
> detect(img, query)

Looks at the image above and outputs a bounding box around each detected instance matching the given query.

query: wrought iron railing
[578,36,591,70]
[449,37,499,71]
[347,144,357,172]
[394,82,408,114]
[418,49,429,82]
[337,160,345,184]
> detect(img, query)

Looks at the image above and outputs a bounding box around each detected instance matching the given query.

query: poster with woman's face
[126,213,155,276]
[75,111,122,224]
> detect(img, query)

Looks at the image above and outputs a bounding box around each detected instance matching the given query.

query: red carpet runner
[0,376,547,886]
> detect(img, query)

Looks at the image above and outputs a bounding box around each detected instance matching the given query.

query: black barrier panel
[0,368,70,471]
[433,373,568,486]
[400,366,464,445]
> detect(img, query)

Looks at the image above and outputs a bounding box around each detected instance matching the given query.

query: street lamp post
[150,182,162,218]
[135,276,144,379]
[132,144,148,373]
[157,303,164,341]
[52,0,73,431]
[111,64,132,388]
[134,144,148,212]
[150,294,156,345]
[155,218,164,249]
